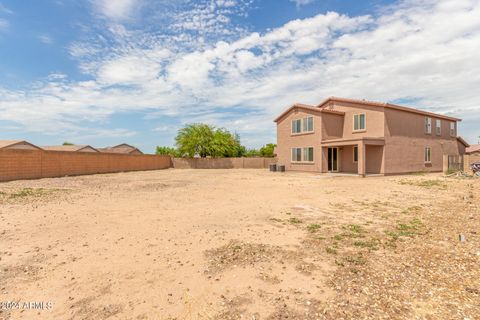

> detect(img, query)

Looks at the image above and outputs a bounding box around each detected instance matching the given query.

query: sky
[0,0,479,153]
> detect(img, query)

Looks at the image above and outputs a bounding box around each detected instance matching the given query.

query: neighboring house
[466,144,480,155]
[0,140,42,150]
[98,143,143,155]
[274,97,466,175]
[42,145,99,152]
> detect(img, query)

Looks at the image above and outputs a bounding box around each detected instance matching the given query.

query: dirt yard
[0,169,479,319]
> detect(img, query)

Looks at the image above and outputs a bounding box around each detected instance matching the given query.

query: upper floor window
[435,119,441,135]
[450,122,456,137]
[425,117,432,134]
[292,117,314,134]
[292,119,302,134]
[353,114,366,131]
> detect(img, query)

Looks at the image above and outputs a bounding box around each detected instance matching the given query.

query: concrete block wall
[0,149,172,182]
[172,157,276,169]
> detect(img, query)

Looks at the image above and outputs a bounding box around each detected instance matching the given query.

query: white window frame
[292,117,314,134]
[424,147,431,163]
[353,113,366,131]
[303,147,314,162]
[450,122,456,137]
[435,119,441,136]
[292,119,302,134]
[291,147,314,163]
[353,146,358,163]
[303,117,314,133]
[425,117,432,134]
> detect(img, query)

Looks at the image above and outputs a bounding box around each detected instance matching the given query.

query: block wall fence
[0,149,172,182]
[0,149,277,182]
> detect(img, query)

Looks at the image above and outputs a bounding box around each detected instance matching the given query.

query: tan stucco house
[98,143,143,155]
[274,97,466,175]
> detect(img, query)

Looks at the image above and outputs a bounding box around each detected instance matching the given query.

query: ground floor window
[291,147,313,162]
[424,147,431,163]
[291,148,302,162]
[353,146,358,162]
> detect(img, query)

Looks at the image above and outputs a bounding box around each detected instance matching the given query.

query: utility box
[269,164,277,172]
[278,165,285,172]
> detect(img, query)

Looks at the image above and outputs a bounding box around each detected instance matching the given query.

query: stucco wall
[172,157,276,169]
[326,102,385,139]
[322,112,344,140]
[383,108,460,174]
[365,145,384,174]
[276,108,322,172]
[0,149,172,182]
[339,145,358,173]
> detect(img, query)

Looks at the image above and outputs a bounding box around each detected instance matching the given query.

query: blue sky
[0,0,479,153]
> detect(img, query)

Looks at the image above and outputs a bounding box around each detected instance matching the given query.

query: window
[292,117,314,134]
[303,117,314,132]
[425,117,432,134]
[353,114,366,131]
[292,119,302,134]
[424,147,431,163]
[353,146,358,162]
[303,147,314,162]
[291,148,302,161]
[291,147,314,162]
[450,122,456,137]
[435,119,441,135]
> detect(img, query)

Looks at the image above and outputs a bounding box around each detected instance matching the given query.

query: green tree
[155,146,180,157]
[175,123,215,157]
[63,141,74,146]
[244,148,260,157]
[174,123,247,158]
[259,143,276,157]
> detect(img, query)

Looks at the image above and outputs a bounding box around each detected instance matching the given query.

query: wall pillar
[358,142,366,177]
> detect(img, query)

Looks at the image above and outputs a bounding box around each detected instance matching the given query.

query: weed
[9,188,46,198]
[270,218,282,223]
[333,234,344,241]
[344,254,367,265]
[326,246,337,255]
[353,239,380,250]
[385,218,423,241]
[307,223,321,233]
[399,179,446,189]
[289,217,302,224]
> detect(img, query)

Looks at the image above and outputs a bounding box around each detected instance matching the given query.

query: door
[328,147,338,172]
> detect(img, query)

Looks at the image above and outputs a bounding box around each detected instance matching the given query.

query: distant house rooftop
[0,140,42,150]
[466,144,480,154]
[42,145,99,152]
[98,143,143,155]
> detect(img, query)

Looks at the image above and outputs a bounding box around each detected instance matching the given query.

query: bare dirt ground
[0,169,479,320]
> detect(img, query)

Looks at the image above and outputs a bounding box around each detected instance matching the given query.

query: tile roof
[316,97,461,122]
[274,103,345,122]
[0,140,42,150]
[42,145,99,152]
[466,144,480,154]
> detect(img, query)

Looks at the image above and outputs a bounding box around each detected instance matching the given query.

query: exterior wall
[339,145,358,173]
[365,145,384,174]
[384,108,460,174]
[325,102,385,140]
[322,112,344,140]
[172,157,276,169]
[0,149,172,182]
[276,108,322,172]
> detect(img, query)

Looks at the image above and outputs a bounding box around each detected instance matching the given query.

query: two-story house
[274,97,467,175]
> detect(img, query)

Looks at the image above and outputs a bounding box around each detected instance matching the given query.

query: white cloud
[290,0,315,7]
[1,0,480,145]
[0,18,8,31]
[93,0,140,21]
[0,3,13,14]
[37,34,53,44]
